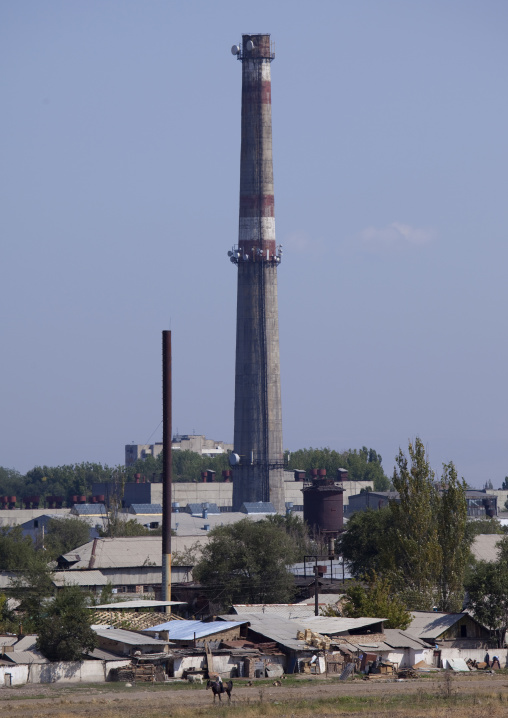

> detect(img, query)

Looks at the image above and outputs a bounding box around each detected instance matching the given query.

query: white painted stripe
[239,217,276,242]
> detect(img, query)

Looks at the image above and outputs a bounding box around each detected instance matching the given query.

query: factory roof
[59,537,167,569]
[0,636,18,647]
[296,594,343,606]
[240,502,276,514]
[72,503,107,516]
[129,504,163,515]
[92,627,170,647]
[231,604,317,619]
[53,570,109,587]
[186,503,221,516]
[288,559,353,581]
[93,600,186,610]
[471,533,503,562]
[143,619,247,640]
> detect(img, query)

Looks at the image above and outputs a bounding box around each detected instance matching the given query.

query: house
[142,619,248,647]
[92,627,170,657]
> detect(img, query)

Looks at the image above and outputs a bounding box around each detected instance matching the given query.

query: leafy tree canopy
[287,446,390,491]
[193,518,301,610]
[8,554,55,630]
[339,439,469,612]
[36,585,97,661]
[0,526,40,570]
[337,508,396,578]
[466,553,508,647]
[99,516,168,538]
[341,573,411,630]
[45,517,92,559]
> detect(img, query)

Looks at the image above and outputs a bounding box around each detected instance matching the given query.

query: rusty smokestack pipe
[162,330,172,608]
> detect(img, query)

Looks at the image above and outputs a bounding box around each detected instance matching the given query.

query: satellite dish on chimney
[246,40,254,51]
[231,45,240,55]
[229,452,241,466]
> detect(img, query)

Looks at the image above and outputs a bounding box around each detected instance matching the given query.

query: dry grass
[6,691,508,718]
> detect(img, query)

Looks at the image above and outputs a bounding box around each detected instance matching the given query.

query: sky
[1,1,507,487]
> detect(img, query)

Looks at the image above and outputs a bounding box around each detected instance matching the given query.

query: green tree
[465,555,508,647]
[0,526,40,570]
[465,516,503,542]
[390,439,443,609]
[0,593,17,633]
[502,477,508,491]
[341,573,411,629]
[45,517,92,559]
[265,513,316,561]
[193,519,300,610]
[99,516,169,538]
[9,555,55,630]
[436,462,469,611]
[337,508,396,579]
[36,585,97,661]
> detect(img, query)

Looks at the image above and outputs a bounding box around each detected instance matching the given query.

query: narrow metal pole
[314,557,319,616]
[162,330,172,609]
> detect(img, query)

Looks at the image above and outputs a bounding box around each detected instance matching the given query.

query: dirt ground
[2,674,508,718]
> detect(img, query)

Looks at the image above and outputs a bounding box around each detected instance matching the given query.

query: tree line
[0,444,391,507]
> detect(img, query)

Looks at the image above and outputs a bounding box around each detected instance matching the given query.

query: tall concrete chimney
[229,34,284,512]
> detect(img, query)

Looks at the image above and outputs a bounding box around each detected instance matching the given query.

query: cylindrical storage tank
[97,495,105,503]
[294,470,306,481]
[201,471,207,483]
[172,502,180,513]
[303,483,344,533]
[310,469,318,478]
[71,495,78,505]
[78,495,86,504]
[318,469,326,477]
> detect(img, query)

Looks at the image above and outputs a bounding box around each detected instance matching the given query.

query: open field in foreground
[2,674,508,718]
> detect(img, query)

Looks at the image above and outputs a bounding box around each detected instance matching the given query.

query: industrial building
[125,434,233,466]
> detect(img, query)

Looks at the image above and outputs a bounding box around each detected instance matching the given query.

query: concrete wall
[440,647,508,668]
[0,660,131,686]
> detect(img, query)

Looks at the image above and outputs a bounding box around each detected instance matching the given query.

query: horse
[206,679,233,702]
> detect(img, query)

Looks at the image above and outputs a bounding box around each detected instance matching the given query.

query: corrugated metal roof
[303,616,386,635]
[52,570,109,587]
[240,502,276,514]
[84,647,130,660]
[93,628,169,646]
[219,614,311,651]
[382,629,428,649]
[3,650,49,664]
[13,635,37,651]
[0,636,17,646]
[143,620,247,641]
[407,612,467,640]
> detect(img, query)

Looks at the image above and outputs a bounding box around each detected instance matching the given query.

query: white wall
[0,660,131,686]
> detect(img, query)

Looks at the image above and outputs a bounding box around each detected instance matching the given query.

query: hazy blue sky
[2,1,507,487]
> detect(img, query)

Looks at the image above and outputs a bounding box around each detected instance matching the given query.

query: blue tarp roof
[142,620,247,641]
